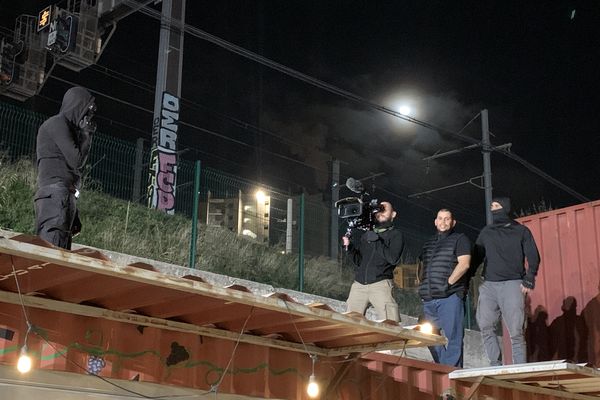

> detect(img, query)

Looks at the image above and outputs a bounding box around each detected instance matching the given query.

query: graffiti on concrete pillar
[148,91,179,214]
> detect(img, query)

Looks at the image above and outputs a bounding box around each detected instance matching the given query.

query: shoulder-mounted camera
[335,177,383,231]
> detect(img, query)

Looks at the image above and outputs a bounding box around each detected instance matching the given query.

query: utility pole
[481,109,493,226]
[410,110,511,226]
[147,0,186,214]
[330,159,340,259]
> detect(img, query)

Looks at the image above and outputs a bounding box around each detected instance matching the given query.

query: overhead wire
[37,92,312,190]
[92,62,332,155]
[43,72,486,230]
[64,58,491,221]
[47,74,334,178]
[127,2,589,202]
[127,1,476,144]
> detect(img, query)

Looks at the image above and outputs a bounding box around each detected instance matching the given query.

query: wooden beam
[0,290,329,357]
[0,238,446,347]
[139,295,222,318]
[322,352,361,400]
[326,340,422,357]
[463,376,484,400]
[477,376,600,400]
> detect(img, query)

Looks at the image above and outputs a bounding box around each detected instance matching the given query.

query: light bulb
[419,322,433,335]
[17,347,32,373]
[307,374,319,398]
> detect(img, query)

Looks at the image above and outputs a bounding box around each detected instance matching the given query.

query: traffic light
[47,12,78,53]
[0,37,23,85]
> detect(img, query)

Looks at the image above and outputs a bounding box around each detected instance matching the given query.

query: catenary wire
[49,63,489,222]
[47,74,334,178]
[126,2,590,202]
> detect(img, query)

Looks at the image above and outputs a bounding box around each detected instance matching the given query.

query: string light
[306,354,319,398]
[17,346,32,374]
[419,322,433,335]
[10,255,34,374]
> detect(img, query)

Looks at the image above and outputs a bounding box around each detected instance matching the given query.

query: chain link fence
[0,100,337,258]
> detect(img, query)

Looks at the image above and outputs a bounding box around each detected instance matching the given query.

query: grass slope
[0,159,355,300]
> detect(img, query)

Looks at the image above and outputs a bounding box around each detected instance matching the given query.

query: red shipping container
[501,200,600,366]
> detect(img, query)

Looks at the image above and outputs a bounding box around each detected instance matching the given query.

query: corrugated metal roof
[0,234,445,357]
[450,360,600,399]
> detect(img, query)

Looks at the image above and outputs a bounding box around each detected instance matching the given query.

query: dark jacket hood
[492,196,511,213]
[491,196,512,224]
[59,86,95,126]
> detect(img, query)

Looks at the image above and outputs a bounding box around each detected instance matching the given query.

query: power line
[48,74,333,178]
[36,91,326,193]
[128,2,476,144]
[128,3,589,203]
[90,61,338,158]
[377,186,480,233]
[81,58,488,214]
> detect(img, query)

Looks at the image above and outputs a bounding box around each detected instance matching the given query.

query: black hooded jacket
[474,201,541,281]
[36,87,95,189]
[347,226,405,284]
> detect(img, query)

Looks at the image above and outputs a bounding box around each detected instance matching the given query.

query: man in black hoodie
[474,197,540,365]
[342,201,404,322]
[34,86,96,250]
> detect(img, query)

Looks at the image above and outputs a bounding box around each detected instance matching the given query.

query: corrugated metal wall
[516,200,600,366]
[0,301,578,399]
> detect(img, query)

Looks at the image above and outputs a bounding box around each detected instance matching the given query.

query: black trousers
[34,184,76,250]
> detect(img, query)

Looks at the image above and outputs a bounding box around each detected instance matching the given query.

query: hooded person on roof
[34,86,97,250]
[473,196,541,366]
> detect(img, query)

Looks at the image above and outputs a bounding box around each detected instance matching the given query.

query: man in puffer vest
[418,209,472,367]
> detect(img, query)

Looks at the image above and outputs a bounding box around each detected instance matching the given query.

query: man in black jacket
[474,197,541,365]
[342,201,404,322]
[34,86,96,250]
[418,209,471,367]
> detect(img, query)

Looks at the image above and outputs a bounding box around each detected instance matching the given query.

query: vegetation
[0,159,351,296]
[0,158,422,313]
[515,199,553,217]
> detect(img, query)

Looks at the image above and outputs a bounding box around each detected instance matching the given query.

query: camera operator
[342,201,404,322]
[34,86,96,250]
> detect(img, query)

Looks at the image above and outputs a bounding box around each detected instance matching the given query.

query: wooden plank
[287,327,371,344]
[217,308,300,331]
[322,352,361,400]
[513,373,586,382]
[326,339,423,357]
[464,376,485,400]
[40,274,141,304]
[478,376,600,400]
[450,361,600,380]
[0,290,329,357]
[137,294,222,318]
[90,285,187,311]
[250,317,324,335]
[316,332,403,348]
[182,303,255,326]
[0,238,446,347]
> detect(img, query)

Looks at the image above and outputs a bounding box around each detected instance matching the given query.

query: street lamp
[255,189,267,203]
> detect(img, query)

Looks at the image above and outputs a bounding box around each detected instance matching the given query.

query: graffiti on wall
[147,91,179,214]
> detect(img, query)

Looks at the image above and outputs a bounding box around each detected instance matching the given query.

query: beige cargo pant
[346,279,399,322]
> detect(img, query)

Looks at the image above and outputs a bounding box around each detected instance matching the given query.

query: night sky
[2,0,599,238]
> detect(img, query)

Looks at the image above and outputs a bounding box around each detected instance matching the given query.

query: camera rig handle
[343,227,352,250]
